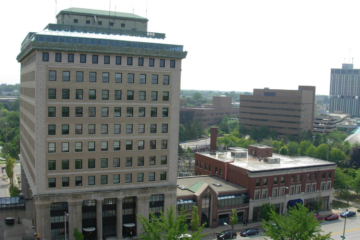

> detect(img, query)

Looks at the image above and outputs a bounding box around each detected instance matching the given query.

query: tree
[229,209,238,239]
[299,140,311,156]
[279,146,289,156]
[334,168,349,197]
[287,142,299,156]
[73,227,84,240]
[269,130,278,140]
[349,146,360,167]
[313,133,321,147]
[352,170,360,195]
[5,154,16,186]
[262,203,332,240]
[189,206,207,240]
[249,126,258,141]
[138,205,206,240]
[238,124,248,136]
[329,148,346,164]
[313,194,323,215]
[306,145,317,158]
[261,203,275,222]
[316,144,328,160]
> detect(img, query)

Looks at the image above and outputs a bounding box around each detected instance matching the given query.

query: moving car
[340,211,356,218]
[325,214,339,221]
[314,215,324,222]
[216,230,237,239]
[240,229,259,237]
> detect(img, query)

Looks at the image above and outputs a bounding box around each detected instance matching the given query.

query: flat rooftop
[196,148,336,173]
[176,175,247,197]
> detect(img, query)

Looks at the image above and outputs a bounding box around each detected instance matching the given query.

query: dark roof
[57,8,148,21]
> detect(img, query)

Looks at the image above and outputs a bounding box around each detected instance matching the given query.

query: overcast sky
[3,0,360,95]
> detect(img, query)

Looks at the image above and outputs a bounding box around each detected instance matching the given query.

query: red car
[325,214,339,221]
[314,215,324,222]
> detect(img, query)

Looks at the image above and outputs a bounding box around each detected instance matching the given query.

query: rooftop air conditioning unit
[178,185,188,190]
[263,157,280,164]
[231,151,247,158]
[212,183,222,187]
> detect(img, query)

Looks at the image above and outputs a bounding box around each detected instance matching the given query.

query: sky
[2,0,360,95]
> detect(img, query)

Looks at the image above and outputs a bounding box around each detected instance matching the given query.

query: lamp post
[64,212,69,240]
[224,222,234,239]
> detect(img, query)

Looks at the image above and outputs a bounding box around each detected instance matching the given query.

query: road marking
[331,227,360,235]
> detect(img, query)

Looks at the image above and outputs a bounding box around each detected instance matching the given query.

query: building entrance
[201,193,211,228]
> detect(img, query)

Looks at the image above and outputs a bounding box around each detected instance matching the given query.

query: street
[0,163,20,198]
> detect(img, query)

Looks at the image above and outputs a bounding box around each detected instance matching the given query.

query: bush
[9,185,19,197]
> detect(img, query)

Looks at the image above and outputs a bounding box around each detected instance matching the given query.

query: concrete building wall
[212,96,232,108]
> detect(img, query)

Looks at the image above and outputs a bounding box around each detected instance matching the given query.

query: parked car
[357,208,360,213]
[216,230,237,239]
[240,229,259,237]
[314,215,324,222]
[325,214,339,221]
[5,217,15,225]
[340,211,356,218]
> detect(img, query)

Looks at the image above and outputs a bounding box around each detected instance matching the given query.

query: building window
[150,140,156,150]
[101,124,108,134]
[88,159,95,169]
[297,174,301,182]
[215,167,218,174]
[80,54,86,63]
[152,75,158,84]
[121,23,125,27]
[113,174,120,184]
[75,159,82,169]
[89,89,96,99]
[102,90,109,100]
[92,55,98,63]
[112,108,121,118]
[140,74,146,84]
[328,171,332,178]
[101,141,108,151]
[163,75,169,85]
[139,91,146,100]
[62,89,70,99]
[48,160,56,170]
[48,178,56,188]
[138,58,144,66]
[125,124,132,134]
[48,125,56,135]
[75,107,83,117]
[48,143,56,153]
[162,107,168,116]
[98,21,102,26]
[138,107,145,117]
[279,187,285,196]
[88,107,96,117]
[43,52,49,61]
[104,55,110,64]
[274,177,278,185]
[209,165,212,172]
[127,57,133,65]
[75,142,82,152]
[115,73,122,83]
[255,179,260,187]
[313,173,317,181]
[305,184,311,193]
[76,89,83,99]
[68,54,74,63]
[162,124,168,133]
[116,56,121,65]
[75,177,82,186]
[88,141,95,151]
[160,59,165,67]
[272,188,278,197]
[102,107,109,117]
[219,169,222,176]
[263,178,268,187]
[126,157,132,167]
[73,19,78,23]
[128,73,134,83]
[114,141,120,151]
[49,70,56,81]
[262,189,268,199]
[280,176,285,184]
[170,60,175,68]
[126,141,132,150]
[161,140,168,149]
[200,162,202,168]
[161,156,167,165]
[254,190,260,200]
[55,53,62,62]
[75,124,82,134]
[62,124,69,134]
[312,183,317,192]
[149,172,155,181]
[89,72,96,82]
[48,89,56,99]
[125,174,132,183]
[102,72,109,83]
[137,173,144,182]
[160,172,167,181]
[138,124,145,133]
[62,160,69,170]
[138,140,144,150]
[61,142,69,152]
[151,107,157,117]
[150,124,157,133]
[163,92,169,101]
[101,158,108,168]
[296,185,301,194]
[62,71,70,81]
[307,174,311,181]
[113,158,120,167]
[114,90,121,100]
[127,107,133,117]
[88,176,95,185]
[327,182,331,190]
[322,172,326,179]
[291,175,295,183]
[114,124,121,134]
[151,91,158,101]
[149,58,155,67]
[127,90,134,100]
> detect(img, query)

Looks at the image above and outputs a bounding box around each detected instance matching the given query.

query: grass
[332,200,350,209]
[334,191,360,204]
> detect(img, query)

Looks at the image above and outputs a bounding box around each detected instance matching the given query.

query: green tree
[329,130,348,143]
[329,148,346,164]
[306,145,317,157]
[73,227,84,240]
[258,126,270,141]
[279,146,289,155]
[349,146,360,167]
[261,203,275,222]
[190,206,200,231]
[262,203,332,240]
[352,170,360,195]
[316,144,328,160]
[334,168,349,196]
[269,130,278,140]
[287,142,299,156]
[313,194,323,215]
[179,124,187,142]
[313,133,321,147]
[9,185,19,197]
[299,140,311,156]
[5,154,16,186]
[342,141,351,155]
[238,124,248,136]
[249,126,258,141]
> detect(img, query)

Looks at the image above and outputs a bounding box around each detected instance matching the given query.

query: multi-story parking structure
[17,7,186,240]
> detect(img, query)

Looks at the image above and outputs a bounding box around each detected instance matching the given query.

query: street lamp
[342,216,347,240]
[64,212,69,240]
[224,222,234,239]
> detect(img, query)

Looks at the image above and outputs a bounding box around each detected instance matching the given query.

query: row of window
[196,161,223,176]
[44,53,176,68]
[48,172,167,188]
[48,156,168,170]
[48,140,168,153]
[48,106,169,118]
[48,123,168,135]
[72,18,123,27]
[255,171,332,187]
[48,71,170,85]
[48,89,169,101]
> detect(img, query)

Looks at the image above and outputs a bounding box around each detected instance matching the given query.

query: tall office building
[17,8,186,240]
[330,63,360,116]
[239,86,315,136]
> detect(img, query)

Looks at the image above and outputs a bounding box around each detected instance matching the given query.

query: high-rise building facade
[17,8,186,240]
[239,86,315,136]
[330,63,360,116]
